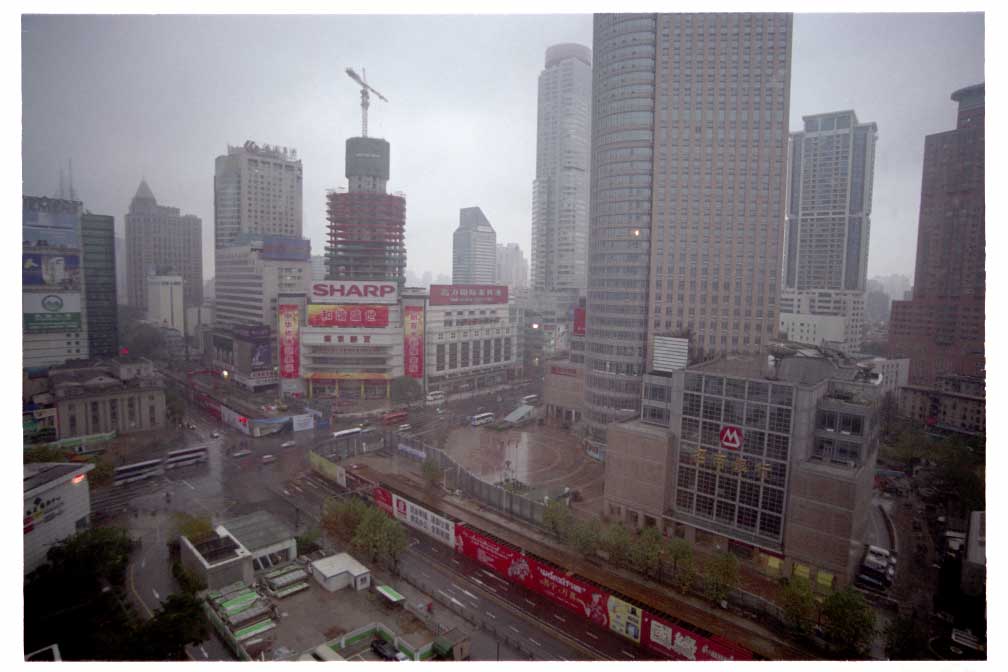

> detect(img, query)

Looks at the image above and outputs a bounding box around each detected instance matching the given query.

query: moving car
[281,440,296,448]
[261,454,276,464]
[397,423,412,432]
[210,431,220,439]
[231,449,252,458]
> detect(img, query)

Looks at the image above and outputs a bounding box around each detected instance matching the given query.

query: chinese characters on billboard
[429,284,508,306]
[573,307,586,337]
[22,293,82,333]
[278,304,300,378]
[403,305,424,379]
[307,304,389,328]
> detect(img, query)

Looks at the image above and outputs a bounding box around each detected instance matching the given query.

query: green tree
[779,576,817,635]
[322,497,369,540]
[601,523,633,567]
[567,518,601,557]
[703,551,740,605]
[171,560,208,595]
[543,498,574,539]
[173,513,214,542]
[351,507,407,569]
[87,455,114,487]
[671,554,696,593]
[822,586,877,658]
[390,376,423,404]
[123,323,166,359]
[295,528,321,556]
[884,613,930,660]
[422,456,444,490]
[628,525,664,577]
[134,592,209,660]
[24,445,70,463]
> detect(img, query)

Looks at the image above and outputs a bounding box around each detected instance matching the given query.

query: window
[818,410,837,431]
[696,494,714,518]
[761,486,784,513]
[759,513,781,537]
[717,474,738,501]
[723,398,744,424]
[149,405,156,427]
[838,413,863,436]
[745,402,767,428]
[460,342,470,368]
[766,433,789,461]
[768,406,791,433]
[683,393,702,417]
[737,506,758,530]
[677,466,696,490]
[702,396,723,421]
[448,343,458,369]
[697,470,716,495]
[703,375,724,396]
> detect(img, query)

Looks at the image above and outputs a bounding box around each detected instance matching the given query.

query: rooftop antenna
[68,158,77,201]
[345,67,388,138]
[57,165,65,199]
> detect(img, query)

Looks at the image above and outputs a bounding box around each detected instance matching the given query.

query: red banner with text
[403,305,424,379]
[307,304,389,328]
[278,304,300,378]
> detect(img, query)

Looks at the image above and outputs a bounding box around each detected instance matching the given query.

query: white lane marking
[559,657,570,662]
[524,598,536,606]
[553,613,565,622]
[585,631,598,640]
[152,588,160,600]
[283,489,291,496]
[181,480,195,490]
[305,480,320,489]
[459,587,478,601]
[199,645,208,658]
[530,638,542,647]
[140,558,146,569]
[451,597,464,608]
[485,610,496,619]
[472,577,484,585]
[421,571,431,579]
[622,651,635,659]
[509,626,520,634]
[292,484,303,493]
[451,559,460,565]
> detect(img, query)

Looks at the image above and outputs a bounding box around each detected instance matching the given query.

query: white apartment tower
[496,243,529,289]
[781,111,877,354]
[531,44,592,314]
[452,207,496,284]
[583,14,793,458]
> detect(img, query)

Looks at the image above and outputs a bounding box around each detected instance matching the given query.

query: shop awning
[376,585,405,603]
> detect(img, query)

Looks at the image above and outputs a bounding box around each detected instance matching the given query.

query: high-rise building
[583,14,793,458]
[496,243,529,289]
[125,179,203,310]
[146,274,185,330]
[114,235,127,305]
[780,111,877,354]
[23,196,89,370]
[80,212,118,358]
[214,141,303,248]
[452,207,496,284]
[326,137,407,285]
[214,234,311,330]
[531,43,592,309]
[889,84,985,385]
[311,254,327,281]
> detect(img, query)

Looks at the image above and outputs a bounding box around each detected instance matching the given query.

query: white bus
[165,446,209,469]
[470,412,495,427]
[521,394,540,406]
[113,459,165,486]
[332,428,363,440]
[426,390,446,405]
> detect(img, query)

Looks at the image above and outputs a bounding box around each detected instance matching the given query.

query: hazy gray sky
[21,12,984,285]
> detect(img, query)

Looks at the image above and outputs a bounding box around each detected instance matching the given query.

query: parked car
[231,449,252,458]
[371,638,406,661]
[397,424,412,433]
[281,440,296,448]
[261,454,276,464]
[210,431,220,439]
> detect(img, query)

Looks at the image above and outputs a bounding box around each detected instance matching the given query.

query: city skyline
[21,13,984,283]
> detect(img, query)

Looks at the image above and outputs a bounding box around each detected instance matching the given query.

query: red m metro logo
[719,425,743,451]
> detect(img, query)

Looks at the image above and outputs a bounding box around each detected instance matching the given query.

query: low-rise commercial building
[203,324,277,392]
[50,357,166,440]
[24,462,95,574]
[607,347,884,587]
[221,510,297,574]
[311,553,371,592]
[899,374,985,437]
[147,274,185,330]
[542,359,584,426]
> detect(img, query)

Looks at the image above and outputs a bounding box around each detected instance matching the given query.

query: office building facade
[80,213,118,359]
[125,180,203,310]
[889,84,985,385]
[452,207,496,285]
[781,111,877,353]
[530,43,592,309]
[146,275,185,331]
[326,137,407,285]
[584,13,793,458]
[23,196,89,370]
[495,242,529,289]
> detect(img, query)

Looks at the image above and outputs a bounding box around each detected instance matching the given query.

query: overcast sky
[21,12,984,285]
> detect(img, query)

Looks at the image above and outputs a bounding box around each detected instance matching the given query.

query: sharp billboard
[311,281,398,304]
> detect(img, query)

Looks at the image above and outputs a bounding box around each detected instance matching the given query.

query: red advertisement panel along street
[641,611,752,661]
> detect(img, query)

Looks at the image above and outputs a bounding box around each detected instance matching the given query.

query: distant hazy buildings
[80,213,118,358]
[146,274,184,331]
[889,84,985,385]
[495,243,529,289]
[583,14,793,457]
[530,43,592,311]
[780,111,877,354]
[326,136,407,285]
[23,196,90,369]
[114,236,127,305]
[214,234,311,330]
[311,254,327,281]
[452,207,496,284]
[125,180,203,310]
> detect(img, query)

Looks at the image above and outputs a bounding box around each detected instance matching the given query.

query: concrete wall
[543,363,583,420]
[604,421,675,527]
[24,476,92,575]
[180,536,253,591]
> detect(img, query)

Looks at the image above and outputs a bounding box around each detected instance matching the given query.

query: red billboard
[454,525,534,589]
[307,304,389,328]
[278,304,300,378]
[641,612,751,661]
[373,487,394,515]
[403,305,424,379]
[429,284,508,306]
[573,307,586,337]
[719,425,743,451]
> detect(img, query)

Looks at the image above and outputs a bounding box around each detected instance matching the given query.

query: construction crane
[345,67,388,138]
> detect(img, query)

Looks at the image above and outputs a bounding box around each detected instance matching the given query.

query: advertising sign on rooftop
[311,281,398,304]
[23,253,81,291]
[23,292,82,333]
[307,304,389,328]
[260,235,310,262]
[429,284,508,306]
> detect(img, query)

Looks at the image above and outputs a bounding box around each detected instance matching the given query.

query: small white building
[147,274,185,331]
[221,511,297,573]
[311,552,370,592]
[24,462,95,574]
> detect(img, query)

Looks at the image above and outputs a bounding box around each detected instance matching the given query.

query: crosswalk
[91,477,168,515]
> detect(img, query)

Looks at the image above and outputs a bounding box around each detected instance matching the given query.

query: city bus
[164,446,209,469]
[470,412,495,427]
[382,410,408,426]
[521,394,540,406]
[113,459,165,486]
[332,428,363,440]
[426,390,446,405]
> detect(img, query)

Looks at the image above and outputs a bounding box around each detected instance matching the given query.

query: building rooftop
[688,349,874,387]
[311,553,369,579]
[221,511,295,553]
[24,462,93,496]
